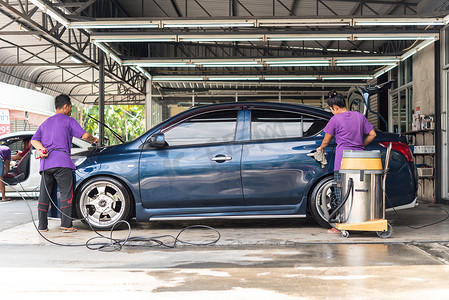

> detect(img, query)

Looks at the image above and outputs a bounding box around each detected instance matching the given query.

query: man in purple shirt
[0,146,11,201]
[31,94,99,233]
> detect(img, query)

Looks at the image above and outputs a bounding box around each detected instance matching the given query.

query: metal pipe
[98,50,105,146]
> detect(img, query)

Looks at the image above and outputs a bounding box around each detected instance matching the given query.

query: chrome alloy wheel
[77,178,130,229]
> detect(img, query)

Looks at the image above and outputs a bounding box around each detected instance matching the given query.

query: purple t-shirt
[0,146,11,161]
[32,113,86,172]
[324,111,374,171]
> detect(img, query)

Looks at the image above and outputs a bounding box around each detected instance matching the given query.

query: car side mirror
[148,133,166,148]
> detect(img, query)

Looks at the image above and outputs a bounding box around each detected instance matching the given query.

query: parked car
[0,131,92,198]
[72,102,418,229]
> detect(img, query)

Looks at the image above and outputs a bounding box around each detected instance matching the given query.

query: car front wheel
[75,177,131,230]
[308,176,338,228]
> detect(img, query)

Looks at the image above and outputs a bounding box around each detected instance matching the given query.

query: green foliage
[72,105,146,145]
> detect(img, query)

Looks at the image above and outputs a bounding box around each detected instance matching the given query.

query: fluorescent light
[374,64,398,78]
[417,39,436,51]
[356,36,436,41]
[321,76,373,80]
[355,21,444,26]
[137,66,152,79]
[198,61,260,65]
[202,64,263,67]
[28,0,69,27]
[134,62,194,67]
[335,58,399,66]
[93,38,176,43]
[109,52,122,65]
[267,63,330,67]
[95,42,110,54]
[266,59,330,67]
[70,56,83,64]
[265,76,318,80]
[401,49,417,61]
[180,37,262,42]
[70,21,159,29]
[153,76,203,81]
[259,20,351,27]
[199,61,262,67]
[265,60,329,64]
[267,35,348,41]
[337,62,398,66]
[164,23,254,28]
[335,59,400,63]
[208,77,260,80]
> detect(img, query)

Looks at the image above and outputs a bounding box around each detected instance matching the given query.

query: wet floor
[2,199,449,298]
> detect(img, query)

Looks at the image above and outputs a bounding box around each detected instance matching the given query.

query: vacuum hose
[328,177,353,223]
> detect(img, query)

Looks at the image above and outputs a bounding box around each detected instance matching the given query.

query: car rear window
[250,109,327,140]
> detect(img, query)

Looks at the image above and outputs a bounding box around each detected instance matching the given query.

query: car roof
[164,102,332,126]
[0,131,36,140]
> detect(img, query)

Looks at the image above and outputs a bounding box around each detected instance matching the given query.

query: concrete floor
[2,200,449,246]
[1,199,449,299]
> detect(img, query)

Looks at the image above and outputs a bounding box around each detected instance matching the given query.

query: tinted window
[251,110,327,140]
[164,110,237,146]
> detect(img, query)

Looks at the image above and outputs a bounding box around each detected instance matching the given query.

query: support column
[145,78,153,130]
[98,51,105,146]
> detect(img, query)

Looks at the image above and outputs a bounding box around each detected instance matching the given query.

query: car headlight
[72,155,87,167]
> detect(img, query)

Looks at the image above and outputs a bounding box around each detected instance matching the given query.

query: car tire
[308,176,337,228]
[75,176,132,230]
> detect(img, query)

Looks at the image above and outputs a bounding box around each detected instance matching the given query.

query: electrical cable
[385,192,449,229]
[1,148,221,251]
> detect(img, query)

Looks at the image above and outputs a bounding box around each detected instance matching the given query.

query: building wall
[412,44,436,202]
[413,45,435,116]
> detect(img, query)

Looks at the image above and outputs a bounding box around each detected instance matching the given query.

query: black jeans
[37,167,73,230]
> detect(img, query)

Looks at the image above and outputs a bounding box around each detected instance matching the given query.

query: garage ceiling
[0,0,447,105]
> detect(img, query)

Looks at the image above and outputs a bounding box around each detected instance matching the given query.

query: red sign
[0,109,11,136]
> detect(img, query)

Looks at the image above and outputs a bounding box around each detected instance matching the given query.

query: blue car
[73,102,417,229]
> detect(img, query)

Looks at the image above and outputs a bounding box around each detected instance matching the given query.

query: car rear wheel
[309,176,338,228]
[75,177,131,230]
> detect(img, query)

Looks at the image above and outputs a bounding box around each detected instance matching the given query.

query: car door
[139,109,244,210]
[241,108,333,207]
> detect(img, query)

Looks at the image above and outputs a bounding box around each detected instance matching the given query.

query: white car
[0,131,91,198]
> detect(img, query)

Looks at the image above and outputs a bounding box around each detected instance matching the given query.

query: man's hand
[38,148,48,158]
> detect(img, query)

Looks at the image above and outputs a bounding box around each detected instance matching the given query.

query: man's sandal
[38,228,49,232]
[61,227,77,233]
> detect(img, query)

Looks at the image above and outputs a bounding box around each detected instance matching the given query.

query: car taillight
[378,141,413,162]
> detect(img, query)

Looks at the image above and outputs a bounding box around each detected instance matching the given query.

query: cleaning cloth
[314,150,328,168]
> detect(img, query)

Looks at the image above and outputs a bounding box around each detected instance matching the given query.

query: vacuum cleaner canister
[338,150,384,224]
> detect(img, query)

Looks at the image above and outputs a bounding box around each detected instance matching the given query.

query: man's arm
[363,129,377,147]
[317,133,333,152]
[81,132,100,144]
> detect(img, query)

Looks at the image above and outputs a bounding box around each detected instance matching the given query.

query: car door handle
[307,151,326,157]
[211,155,232,162]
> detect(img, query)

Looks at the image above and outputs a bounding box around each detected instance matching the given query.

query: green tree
[72,105,145,145]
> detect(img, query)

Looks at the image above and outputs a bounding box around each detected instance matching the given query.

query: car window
[164,110,238,146]
[250,109,327,140]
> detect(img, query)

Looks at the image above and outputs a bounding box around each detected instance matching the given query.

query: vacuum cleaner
[330,143,393,238]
